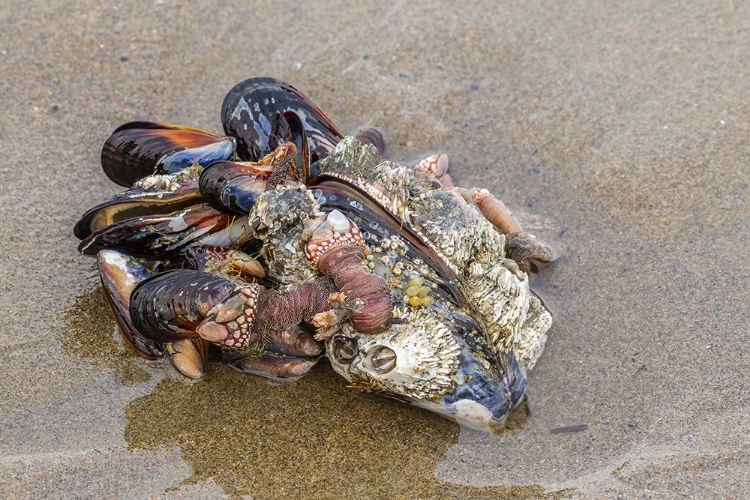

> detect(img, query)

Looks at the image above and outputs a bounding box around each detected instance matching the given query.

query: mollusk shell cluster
[72,76,555,432]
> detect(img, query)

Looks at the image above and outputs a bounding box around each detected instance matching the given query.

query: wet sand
[1,1,747,498]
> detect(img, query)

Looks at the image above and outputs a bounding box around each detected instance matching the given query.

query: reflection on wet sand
[124,355,546,499]
[63,285,548,497]
[62,285,153,385]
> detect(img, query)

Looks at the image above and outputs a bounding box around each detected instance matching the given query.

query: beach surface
[0,1,747,498]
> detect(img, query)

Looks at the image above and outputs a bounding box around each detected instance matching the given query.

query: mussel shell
[168,338,210,380]
[449,314,527,415]
[440,336,526,430]
[263,326,322,358]
[97,250,163,359]
[73,180,203,240]
[505,351,528,408]
[222,352,320,381]
[102,121,236,187]
[198,160,271,216]
[325,310,527,432]
[129,270,236,343]
[282,111,311,182]
[221,77,344,164]
[78,204,251,257]
[308,179,467,308]
[452,313,524,402]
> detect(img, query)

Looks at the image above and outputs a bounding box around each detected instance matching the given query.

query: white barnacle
[337,307,461,400]
[326,210,350,231]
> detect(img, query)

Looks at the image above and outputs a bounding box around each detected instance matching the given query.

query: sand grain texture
[0,1,747,499]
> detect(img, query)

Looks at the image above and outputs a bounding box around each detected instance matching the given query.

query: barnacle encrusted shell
[247,186,322,283]
[333,306,461,399]
[314,137,551,369]
[315,137,412,219]
[513,294,552,369]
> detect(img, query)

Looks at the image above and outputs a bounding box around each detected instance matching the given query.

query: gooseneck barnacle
[304,210,393,338]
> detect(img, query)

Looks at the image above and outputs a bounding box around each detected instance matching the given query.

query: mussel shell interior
[77,204,236,257]
[97,250,163,359]
[73,181,203,240]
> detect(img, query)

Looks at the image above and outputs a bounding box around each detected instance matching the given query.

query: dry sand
[0,1,748,498]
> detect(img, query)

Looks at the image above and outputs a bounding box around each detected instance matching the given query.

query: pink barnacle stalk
[305,210,393,337]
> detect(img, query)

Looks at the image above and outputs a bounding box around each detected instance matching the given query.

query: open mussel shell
[221,77,344,164]
[73,180,203,240]
[198,160,271,216]
[78,204,251,258]
[102,121,236,187]
[129,269,236,343]
[97,250,163,359]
